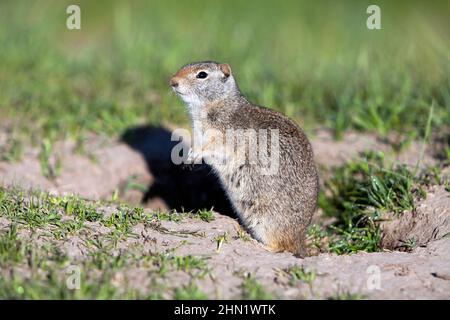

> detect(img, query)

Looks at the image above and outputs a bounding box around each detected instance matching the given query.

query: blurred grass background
[0,0,448,151]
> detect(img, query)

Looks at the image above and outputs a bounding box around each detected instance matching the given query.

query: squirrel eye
[196,71,208,79]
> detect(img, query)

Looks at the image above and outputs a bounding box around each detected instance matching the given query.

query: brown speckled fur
[170,61,318,257]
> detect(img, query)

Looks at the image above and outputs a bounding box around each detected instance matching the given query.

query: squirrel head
[170,61,238,106]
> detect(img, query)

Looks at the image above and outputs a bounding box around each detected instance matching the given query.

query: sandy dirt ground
[0,127,449,299]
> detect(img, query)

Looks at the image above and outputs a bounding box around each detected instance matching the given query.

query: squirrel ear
[219,63,231,78]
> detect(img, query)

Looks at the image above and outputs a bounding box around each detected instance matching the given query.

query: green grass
[283,265,316,287]
[0,224,27,265]
[328,291,365,300]
[320,152,416,215]
[239,273,274,300]
[154,210,184,222]
[154,208,215,223]
[196,208,216,223]
[173,282,207,300]
[214,232,229,253]
[0,135,23,162]
[0,0,448,165]
[311,152,440,254]
[0,186,219,299]
[0,227,136,299]
[0,187,215,241]
[172,255,209,275]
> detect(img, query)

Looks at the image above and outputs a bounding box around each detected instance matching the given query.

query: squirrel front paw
[185,148,203,164]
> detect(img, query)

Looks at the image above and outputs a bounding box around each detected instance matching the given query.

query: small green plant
[328,290,365,300]
[39,138,62,179]
[214,232,229,253]
[172,255,209,276]
[307,224,329,253]
[240,274,274,300]
[154,209,183,222]
[0,224,26,265]
[123,175,148,193]
[418,165,445,187]
[196,208,215,222]
[101,206,145,236]
[284,265,316,287]
[234,225,251,241]
[400,238,417,252]
[173,282,207,300]
[0,137,23,162]
[149,252,172,276]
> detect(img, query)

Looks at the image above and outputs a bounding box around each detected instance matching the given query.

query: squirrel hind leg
[265,232,307,258]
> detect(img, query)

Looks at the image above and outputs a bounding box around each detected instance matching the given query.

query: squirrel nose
[170,77,179,88]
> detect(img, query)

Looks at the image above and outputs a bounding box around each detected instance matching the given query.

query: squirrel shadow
[120,125,237,219]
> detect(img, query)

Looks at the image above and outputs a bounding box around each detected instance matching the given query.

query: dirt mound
[0,137,151,200]
[381,185,450,250]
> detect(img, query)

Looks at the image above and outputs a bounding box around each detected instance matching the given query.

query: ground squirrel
[170,61,319,256]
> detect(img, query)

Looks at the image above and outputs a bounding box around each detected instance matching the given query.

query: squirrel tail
[266,230,307,258]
